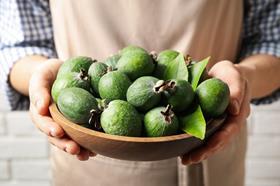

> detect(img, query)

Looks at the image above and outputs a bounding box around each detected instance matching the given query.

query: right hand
[29,59,96,161]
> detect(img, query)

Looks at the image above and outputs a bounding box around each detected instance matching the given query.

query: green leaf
[179,105,206,140]
[163,53,188,81]
[189,56,210,89]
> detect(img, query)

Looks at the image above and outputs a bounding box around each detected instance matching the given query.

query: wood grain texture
[49,103,226,161]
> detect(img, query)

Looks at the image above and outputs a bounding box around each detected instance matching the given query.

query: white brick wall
[11,160,50,180]
[0,92,51,186]
[0,161,9,180]
[0,90,280,186]
[246,102,280,185]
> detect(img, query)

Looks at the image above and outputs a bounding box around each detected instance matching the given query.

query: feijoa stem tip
[107,66,113,72]
[150,51,158,65]
[89,109,102,130]
[79,69,89,80]
[153,80,176,93]
[160,104,175,124]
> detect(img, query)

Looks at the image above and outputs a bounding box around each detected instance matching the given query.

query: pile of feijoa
[51,45,230,139]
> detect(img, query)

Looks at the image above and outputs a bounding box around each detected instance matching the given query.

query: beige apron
[49,0,247,186]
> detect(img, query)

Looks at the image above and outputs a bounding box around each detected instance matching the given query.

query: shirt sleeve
[0,0,56,110]
[239,0,280,105]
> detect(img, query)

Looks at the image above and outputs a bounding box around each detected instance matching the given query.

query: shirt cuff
[0,46,56,110]
[239,42,280,105]
[240,42,280,59]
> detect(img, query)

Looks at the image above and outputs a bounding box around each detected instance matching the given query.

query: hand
[29,59,96,161]
[181,60,251,164]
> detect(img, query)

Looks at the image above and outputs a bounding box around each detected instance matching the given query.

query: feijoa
[98,71,131,101]
[144,105,179,137]
[51,70,91,103]
[57,56,95,79]
[154,50,179,79]
[117,46,155,80]
[126,76,162,111]
[100,100,142,136]
[162,80,195,112]
[196,78,230,117]
[120,45,147,55]
[57,87,99,124]
[88,62,111,94]
[103,54,121,70]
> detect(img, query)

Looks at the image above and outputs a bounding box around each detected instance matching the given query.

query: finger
[241,81,251,118]
[76,148,91,161]
[29,59,62,115]
[48,136,81,155]
[228,79,245,116]
[30,104,64,137]
[181,115,240,165]
[89,151,97,157]
[29,72,53,115]
[209,61,246,115]
[226,71,247,116]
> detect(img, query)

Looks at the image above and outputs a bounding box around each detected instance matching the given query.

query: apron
[49,0,247,186]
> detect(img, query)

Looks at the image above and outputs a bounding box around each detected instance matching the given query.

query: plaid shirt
[0,0,279,110]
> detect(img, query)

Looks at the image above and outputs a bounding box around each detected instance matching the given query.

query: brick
[0,161,9,180]
[247,136,280,157]
[0,137,48,159]
[0,181,50,186]
[246,179,280,186]
[246,159,280,179]
[0,114,5,135]
[253,111,280,135]
[6,112,41,136]
[11,160,50,180]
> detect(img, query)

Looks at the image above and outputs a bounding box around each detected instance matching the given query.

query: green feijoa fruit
[120,45,147,55]
[98,71,131,101]
[51,70,91,103]
[144,105,179,137]
[163,80,195,112]
[117,46,155,80]
[196,78,230,117]
[57,56,95,79]
[57,87,99,124]
[154,50,179,79]
[100,100,142,136]
[88,62,111,94]
[103,54,121,70]
[126,76,163,111]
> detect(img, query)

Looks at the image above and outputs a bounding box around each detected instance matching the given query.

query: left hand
[181,60,251,165]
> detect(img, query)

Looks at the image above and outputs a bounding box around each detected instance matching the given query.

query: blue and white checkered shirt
[0,0,280,110]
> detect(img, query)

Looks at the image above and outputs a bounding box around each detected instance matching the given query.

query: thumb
[208,61,246,116]
[29,65,58,115]
[227,78,246,116]
[29,72,52,115]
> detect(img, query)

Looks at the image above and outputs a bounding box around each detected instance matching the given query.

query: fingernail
[50,128,57,137]
[230,100,240,115]
[65,144,72,154]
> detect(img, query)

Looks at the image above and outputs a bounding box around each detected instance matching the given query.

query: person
[0,0,279,186]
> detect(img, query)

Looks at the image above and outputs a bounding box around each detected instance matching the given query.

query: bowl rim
[49,103,223,143]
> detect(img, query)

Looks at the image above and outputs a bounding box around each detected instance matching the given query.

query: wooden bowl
[49,103,226,161]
